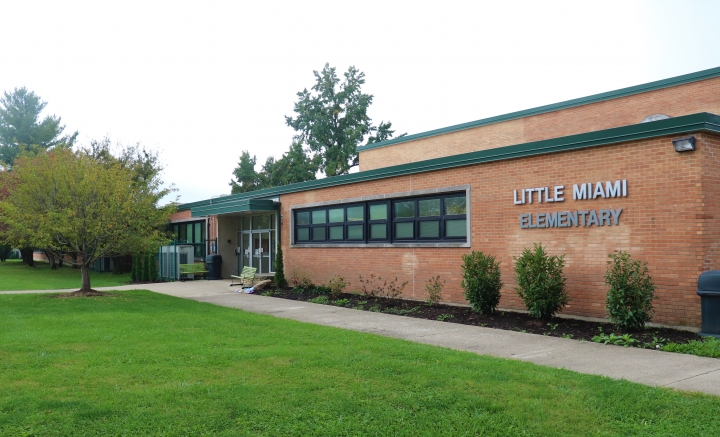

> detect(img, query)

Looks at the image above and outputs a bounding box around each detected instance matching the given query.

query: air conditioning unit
[159,245,195,280]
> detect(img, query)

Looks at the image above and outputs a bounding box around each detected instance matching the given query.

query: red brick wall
[280,132,720,328]
[360,76,720,171]
[169,210,192,221]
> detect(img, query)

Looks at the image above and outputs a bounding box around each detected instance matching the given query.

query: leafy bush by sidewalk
[514,243,568,320]
[461,251,502,315]
[605,250,655,331]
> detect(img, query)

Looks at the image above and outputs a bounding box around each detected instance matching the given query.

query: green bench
[179,263,208,281]
[230,266,257,287]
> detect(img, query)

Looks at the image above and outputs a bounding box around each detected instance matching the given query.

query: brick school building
[171,67,720,328]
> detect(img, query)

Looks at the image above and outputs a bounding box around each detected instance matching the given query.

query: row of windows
[170,221,206,258]
[293,193,467,244]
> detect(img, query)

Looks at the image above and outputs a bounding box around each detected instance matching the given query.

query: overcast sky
[3,0,720,203]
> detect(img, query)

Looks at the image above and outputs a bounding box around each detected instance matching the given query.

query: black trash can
[697,270,720,338]
[206,255,223,280]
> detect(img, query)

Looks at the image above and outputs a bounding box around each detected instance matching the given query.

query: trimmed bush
[147,252,158,282]
[274,246,287,288]
[461,251,502,315]
[131,253,140,282]
[605,250,655,331]
[514,243,568,320]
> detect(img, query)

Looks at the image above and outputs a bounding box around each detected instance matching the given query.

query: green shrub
[662,337,720,358]
[425,275,445,306]
[461,251,502,315]
[309,285,332,295]
[131,253,140,282]
[147,253,157,282]
[274,246,287,288]
[514,243,568,320]
[327,275,348,298]
[358,274,408,298]
[604,250,655,331]
[308,295,330,304]
[290,268,314,292]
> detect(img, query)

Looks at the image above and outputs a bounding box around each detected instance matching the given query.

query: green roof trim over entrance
[182,112,720,216]
[359,66,720,152]
[191,199,277,217]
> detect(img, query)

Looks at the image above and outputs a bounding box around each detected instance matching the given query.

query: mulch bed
[260,288,700,347]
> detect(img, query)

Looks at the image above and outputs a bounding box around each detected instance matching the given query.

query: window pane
[347,224,363,240]
[296,212,310,226]
[312,210,326,224]
[370,223,386,239]
[369,204,387,221]
[395,222,414,239]
[445,196,467,215]
[347,206,364,221]
[419,221,440,238]
[329,226,343,240]
[328,208,344,223]
[297,228,309,241]
[241,216,252,230]
[194,222,202,243]
[445,219,467,237]
[253,215,271,230]
[186,224,193,241]
[419,199,441,217]
[395,201,415,218]
[312,227,325,241]
[178,224,187,241]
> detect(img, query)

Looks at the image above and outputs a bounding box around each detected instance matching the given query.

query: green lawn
[0,260,131,291]
[1,291,719,436]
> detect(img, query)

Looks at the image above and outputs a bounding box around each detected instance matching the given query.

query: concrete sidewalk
[4,281,720,396]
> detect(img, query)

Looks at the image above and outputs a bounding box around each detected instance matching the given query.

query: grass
[1,291,720,436]
[0,260,131,291]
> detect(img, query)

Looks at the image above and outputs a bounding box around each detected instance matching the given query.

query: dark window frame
[292,192,467,245]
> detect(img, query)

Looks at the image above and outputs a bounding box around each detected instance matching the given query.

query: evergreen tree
[274,246,287,288]
[0,87,78,168]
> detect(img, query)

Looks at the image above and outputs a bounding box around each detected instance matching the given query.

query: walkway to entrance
[4,281,720,397]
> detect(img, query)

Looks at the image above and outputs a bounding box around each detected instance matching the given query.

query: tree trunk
[45,249,57,269]
[21,247,34,267]
[80,264,92,292]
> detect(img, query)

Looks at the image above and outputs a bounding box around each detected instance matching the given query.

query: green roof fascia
[359,66,720,152]
[184,112,720,216]
[191,199,278,217]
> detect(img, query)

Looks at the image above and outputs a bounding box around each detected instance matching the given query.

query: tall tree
[80,136,169,190]
[229,151,261,194]
[229,142,318,194]
[263,141,318,187]
[0,87,78,168]
[0,149,175,292]
[285,63,402,177]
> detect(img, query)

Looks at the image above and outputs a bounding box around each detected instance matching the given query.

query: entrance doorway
[238,214,276,274]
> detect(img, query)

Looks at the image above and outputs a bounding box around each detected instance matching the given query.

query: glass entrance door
[253,232,272,274]
[238,214,276,275]
[239,230,274,274]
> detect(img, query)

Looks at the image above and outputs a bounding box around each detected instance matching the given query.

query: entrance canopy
[191,198,277,217]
